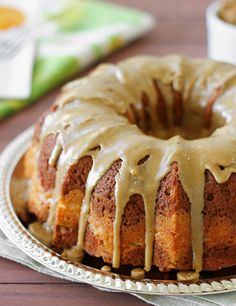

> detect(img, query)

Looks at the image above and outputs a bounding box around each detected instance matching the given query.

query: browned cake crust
[85,160,146,266]
[27,134,56,222]
[203,170,236,270]
[153,162,192,271]
[53,156,93,250]
[38,134,57,191]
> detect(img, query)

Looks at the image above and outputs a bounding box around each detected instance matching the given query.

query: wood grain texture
[0,0,213,305]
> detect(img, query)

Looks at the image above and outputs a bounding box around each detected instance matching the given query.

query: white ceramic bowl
[206,1,236,65]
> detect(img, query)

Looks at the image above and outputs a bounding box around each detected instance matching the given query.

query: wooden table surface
[0,0,213,305]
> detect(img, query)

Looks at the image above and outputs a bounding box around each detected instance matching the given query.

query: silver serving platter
[0,126,236,295]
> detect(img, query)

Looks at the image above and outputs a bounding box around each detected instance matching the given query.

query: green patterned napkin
[0,0,154,120]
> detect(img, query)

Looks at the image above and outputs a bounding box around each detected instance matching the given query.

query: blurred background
[1,0,234,142]
[0,0,235,137]
[1,1,236,305]
[0,1,218,113]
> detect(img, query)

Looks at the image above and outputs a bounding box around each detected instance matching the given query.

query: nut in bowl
[206,0,236,65]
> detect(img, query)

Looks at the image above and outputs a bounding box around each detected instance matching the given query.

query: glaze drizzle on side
[39,55,236,272]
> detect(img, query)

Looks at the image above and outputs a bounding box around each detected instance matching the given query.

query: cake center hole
[149,116,224,140]
[133,87,225,140]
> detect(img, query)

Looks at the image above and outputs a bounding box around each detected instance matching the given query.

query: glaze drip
[39,55,236,272]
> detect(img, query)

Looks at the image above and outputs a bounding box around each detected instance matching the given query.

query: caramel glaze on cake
[24,55,236,273]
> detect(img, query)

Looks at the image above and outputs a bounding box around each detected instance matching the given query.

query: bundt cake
[23,55,236,276]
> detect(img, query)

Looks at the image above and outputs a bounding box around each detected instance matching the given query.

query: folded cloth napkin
[0,229,235,305]
[0,0,154,119]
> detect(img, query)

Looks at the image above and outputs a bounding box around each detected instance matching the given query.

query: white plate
[0,126,236,295]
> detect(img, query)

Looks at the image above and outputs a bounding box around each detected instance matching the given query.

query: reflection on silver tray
[1,126,236,295]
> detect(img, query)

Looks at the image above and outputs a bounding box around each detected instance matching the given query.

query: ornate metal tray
[0,126,236,295]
